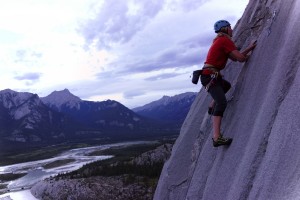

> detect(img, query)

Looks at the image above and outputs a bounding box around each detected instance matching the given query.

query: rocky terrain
[31,143,172,200]
[131,144,172,166]
[31,176,153,200]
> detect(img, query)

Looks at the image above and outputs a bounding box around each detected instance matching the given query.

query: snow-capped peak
[41,89,82,109]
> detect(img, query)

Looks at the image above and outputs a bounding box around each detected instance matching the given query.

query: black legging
[201,75,231,117]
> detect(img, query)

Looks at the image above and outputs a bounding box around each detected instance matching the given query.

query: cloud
[96,71,116,80]
[167,0,210,12]
[79,0,212,50]
[145,73,182,81]
[179,32,214,48]
[79,0,165,49]
[78,0,222,80]
[116,39,207,74]
[14,72,41,81]
[14,49,43,65]
[123,90,146,99]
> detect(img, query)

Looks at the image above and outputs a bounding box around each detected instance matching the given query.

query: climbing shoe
[212,135,232,147]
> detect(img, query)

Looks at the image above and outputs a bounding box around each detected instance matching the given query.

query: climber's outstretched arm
[230,40,257,62]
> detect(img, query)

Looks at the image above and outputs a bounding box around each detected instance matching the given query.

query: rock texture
[131,144,172,165]
[154,0,300,200]
[31,176,153,200]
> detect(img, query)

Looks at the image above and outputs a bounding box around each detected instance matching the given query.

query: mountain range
[133,92,197,126]
[0,89,196,151]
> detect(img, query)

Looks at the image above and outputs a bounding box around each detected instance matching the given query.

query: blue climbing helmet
[214,20,231,33]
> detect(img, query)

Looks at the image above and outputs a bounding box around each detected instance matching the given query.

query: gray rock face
[154,0,300,200]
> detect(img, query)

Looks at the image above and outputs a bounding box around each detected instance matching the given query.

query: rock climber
[200,20,257,147]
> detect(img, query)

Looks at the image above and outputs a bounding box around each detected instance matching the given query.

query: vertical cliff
[154,0,300,199]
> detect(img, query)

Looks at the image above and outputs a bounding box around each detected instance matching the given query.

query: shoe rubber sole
[213,138,233,147]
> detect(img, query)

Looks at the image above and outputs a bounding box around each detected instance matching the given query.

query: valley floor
[0,137,175,200]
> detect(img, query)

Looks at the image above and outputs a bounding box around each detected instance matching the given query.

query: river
[0,141,156,200]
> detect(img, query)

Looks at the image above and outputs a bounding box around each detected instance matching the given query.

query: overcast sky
[0,0,248,108]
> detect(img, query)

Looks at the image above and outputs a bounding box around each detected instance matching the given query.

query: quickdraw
[205,72,219,91]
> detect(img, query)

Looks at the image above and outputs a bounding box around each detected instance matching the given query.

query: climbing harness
[205,72,219,91]
[191,64,221,91]
[201,65,221,91]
